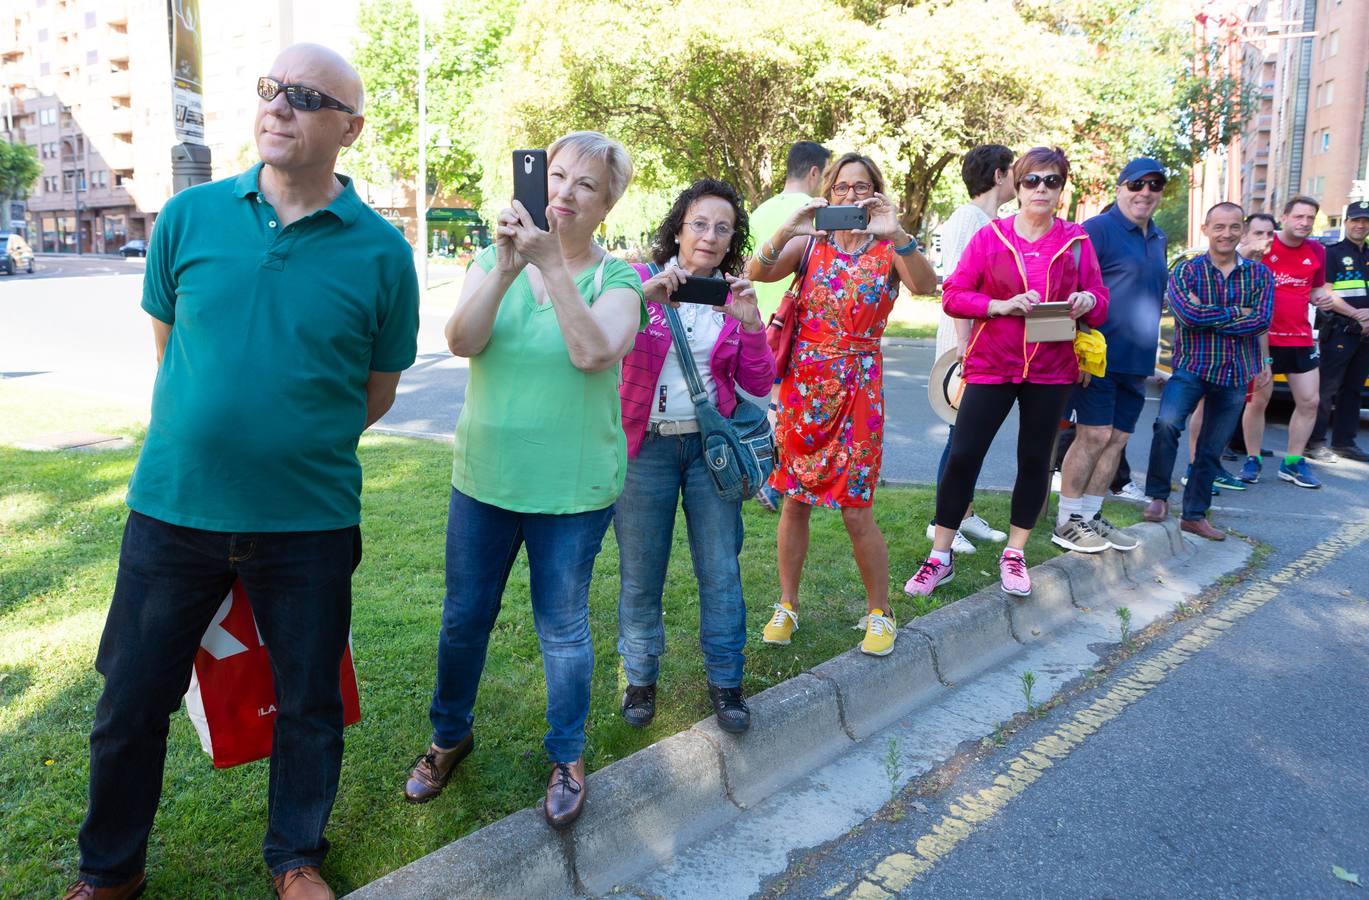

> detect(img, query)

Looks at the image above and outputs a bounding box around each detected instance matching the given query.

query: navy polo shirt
[127,163,420,532]
[1082,204,1168,375]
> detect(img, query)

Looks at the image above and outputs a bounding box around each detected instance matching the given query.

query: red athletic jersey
[1264,236,1326,347]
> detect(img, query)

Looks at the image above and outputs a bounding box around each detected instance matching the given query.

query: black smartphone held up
[512,149,549,231]
[814,205,869,232]
[672,275,730,306]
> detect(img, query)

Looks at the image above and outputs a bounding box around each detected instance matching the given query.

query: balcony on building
[107,68,131,105]
[1,46,22,64]
[108,105,133,137]
[103,22,129,62]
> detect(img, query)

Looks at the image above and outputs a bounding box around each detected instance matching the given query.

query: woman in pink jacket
[906,147,1109,598]
[615,179,774,735]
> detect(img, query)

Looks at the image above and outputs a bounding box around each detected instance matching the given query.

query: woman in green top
[402,132,645,831]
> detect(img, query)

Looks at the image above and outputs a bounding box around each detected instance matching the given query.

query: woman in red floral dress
[746,152,935,657]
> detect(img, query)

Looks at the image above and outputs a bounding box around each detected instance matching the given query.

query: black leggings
[936,381,1073,531]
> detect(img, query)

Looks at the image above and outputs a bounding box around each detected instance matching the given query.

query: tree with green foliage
[0,140,41,215]
[348,0,516,206]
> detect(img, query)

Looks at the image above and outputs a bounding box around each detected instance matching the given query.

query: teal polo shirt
[127,163,420,532]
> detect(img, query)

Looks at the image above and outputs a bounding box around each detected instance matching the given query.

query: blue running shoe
[1213,471,1247,491]
[1238,455,1261,484]
[1180,466,1220,495]
[1278,458,1321,489]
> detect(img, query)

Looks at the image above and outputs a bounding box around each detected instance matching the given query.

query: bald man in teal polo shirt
[69,44,418,900]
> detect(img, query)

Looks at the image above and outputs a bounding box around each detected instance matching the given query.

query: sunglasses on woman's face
[1124,177,1166,193]
[1019,174,1064,190]
[257,76,356,114]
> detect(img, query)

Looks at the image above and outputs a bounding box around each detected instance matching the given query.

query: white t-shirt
[651,259,727,422]
[934,203,993,359]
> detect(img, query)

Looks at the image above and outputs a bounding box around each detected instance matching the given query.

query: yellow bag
[1074,326,1107,378]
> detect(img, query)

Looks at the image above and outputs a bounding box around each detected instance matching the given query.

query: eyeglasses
[685,219,734,238]
[257,76,356,114]
[1019,174,1065,190]
[832,181,873,198]
[1124,177,1166,193]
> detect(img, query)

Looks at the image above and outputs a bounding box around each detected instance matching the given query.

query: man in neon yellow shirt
[749,140,830,319]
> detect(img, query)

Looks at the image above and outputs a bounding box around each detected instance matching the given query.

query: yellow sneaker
[762,602,798,645]
[860,609,896,657]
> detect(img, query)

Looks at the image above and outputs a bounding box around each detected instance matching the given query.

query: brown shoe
[543,759,586,830]
[62,873,146,900]
[403,734,474,803]
[1180,517,1226,541]
[272,866,334,900]
[1143,498,1169,522]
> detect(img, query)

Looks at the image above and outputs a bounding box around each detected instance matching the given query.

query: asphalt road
[766,463,1369,899]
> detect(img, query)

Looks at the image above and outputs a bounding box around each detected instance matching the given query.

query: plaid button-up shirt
[1167,254,1274,387]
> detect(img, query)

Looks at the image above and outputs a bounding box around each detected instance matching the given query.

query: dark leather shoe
[544,759,585,830]
[271,866,334,900]
[1180,518,1226,541]
[621,683,656,728]
[1333,444,1369,462]
[1143,498,1168,523]
[402,734,474,803]
[708,683,751,734]
[62,873,146,900]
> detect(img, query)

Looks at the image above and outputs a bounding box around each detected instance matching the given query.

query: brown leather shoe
[1143,498,1168,522]
[62,873,146,900]
[543,759,586,830]
[1180,517,1226,541]
[403,734,474,803]
[272,866,334,900]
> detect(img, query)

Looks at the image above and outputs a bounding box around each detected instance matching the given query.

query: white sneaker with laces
[923,524,976,554]
[1110,481,1147,503]
[960,514,1007,542]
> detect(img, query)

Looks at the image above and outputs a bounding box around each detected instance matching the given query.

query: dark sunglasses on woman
[257,76,356,114]
[1020,174,1065,190]
[1124,177,1166,193]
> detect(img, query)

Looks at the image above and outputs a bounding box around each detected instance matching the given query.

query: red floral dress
[769,238,899,508]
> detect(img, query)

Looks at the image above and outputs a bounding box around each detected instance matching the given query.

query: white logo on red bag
[199,593,265,660]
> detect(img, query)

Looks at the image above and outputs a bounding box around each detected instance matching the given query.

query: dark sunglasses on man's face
[1020,174,1064,190]
[257,76,355,114]
[1124,177,1166,193]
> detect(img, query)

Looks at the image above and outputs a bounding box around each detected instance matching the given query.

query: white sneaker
[926,522,976,554]
[1110,481,1147,503]
[960,514,1007,542]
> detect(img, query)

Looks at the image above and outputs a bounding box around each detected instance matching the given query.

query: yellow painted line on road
[845,521,1369,898]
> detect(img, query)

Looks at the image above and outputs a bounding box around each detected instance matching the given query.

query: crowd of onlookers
[59,43,1369,900]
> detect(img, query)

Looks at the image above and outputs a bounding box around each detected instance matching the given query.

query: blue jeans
[1144,368,1245,520]
[79,511,359,885]
[614,433,747,689]
[429,487,612,764]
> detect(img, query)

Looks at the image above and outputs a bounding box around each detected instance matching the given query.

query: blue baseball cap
[1117,157,1165,185]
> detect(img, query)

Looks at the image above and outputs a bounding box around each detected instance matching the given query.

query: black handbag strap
[663,304,711,406]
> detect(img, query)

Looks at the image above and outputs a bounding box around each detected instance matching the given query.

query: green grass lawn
[0,381,1138,898]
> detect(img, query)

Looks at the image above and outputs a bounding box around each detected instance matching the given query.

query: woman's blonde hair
[820,152,886,201]
[548,131,634,208]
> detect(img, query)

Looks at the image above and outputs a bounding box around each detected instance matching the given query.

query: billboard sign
[168,0,205,145]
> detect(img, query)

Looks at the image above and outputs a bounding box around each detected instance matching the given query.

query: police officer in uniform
[1309,201,1369,462]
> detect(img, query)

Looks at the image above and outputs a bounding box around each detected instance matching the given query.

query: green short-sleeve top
[452,245,646,514]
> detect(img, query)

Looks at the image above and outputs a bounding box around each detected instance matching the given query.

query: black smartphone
[672,275,730,306]
[814,205,869,232]
[512,149,549,231]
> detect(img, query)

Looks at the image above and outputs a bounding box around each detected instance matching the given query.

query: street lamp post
[61,134,83,255]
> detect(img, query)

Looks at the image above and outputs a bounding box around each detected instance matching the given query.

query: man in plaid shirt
[1143,203,1274,539]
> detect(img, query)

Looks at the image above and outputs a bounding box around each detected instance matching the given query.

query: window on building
[40,62,50,76]
[1321,131,1331,153]
[84,11,96,27]
[37,28,48,41]
[86,49,97,64]
[1326,30,1339,58]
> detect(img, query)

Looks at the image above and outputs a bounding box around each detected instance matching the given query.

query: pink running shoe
[904,557,954,597]
[999,551,1031,597]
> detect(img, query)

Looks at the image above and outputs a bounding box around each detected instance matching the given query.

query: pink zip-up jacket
[942,216,1110,384]
[620,263,776,458]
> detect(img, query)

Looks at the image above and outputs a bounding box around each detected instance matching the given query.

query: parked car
[0,232,35,275]
[118,239,148,258]
[1155,245,1369,403]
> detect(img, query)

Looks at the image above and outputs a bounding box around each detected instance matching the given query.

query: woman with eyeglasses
[906,146,1109,600]
[614,179,774,735]
[747,151,936,658]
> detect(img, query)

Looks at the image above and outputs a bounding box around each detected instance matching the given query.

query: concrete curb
[345,521,1191,899]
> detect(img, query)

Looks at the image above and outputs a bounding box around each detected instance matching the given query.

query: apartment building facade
[1,0,360,253]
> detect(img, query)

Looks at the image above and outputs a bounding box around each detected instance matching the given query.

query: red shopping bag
[184,579,361,768]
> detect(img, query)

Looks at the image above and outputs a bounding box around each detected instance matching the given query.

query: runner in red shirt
[1241,195,1335,488]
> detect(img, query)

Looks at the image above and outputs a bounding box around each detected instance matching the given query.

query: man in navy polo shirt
[1053,158,1168,553]
[67,44,419,900]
